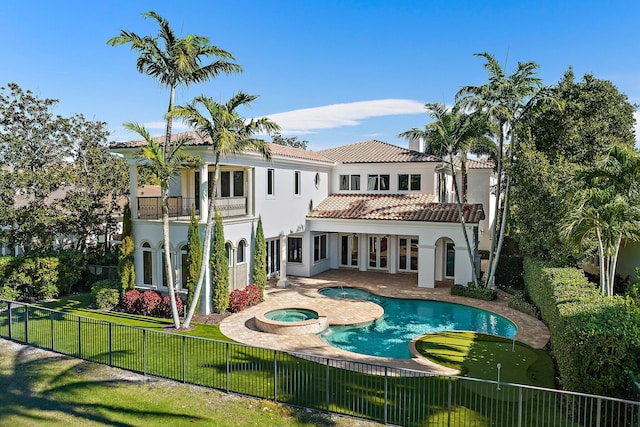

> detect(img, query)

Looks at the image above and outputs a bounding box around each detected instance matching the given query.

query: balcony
[137,197,247,220]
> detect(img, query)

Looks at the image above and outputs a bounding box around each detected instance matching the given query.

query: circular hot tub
[255,307,328,335]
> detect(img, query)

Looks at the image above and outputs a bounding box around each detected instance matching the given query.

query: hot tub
[254,307,328,335]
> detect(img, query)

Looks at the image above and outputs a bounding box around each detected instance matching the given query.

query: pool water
[318,287,517,359]
[264,308,319,322]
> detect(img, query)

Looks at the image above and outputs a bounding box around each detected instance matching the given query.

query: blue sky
[1,0,639,150]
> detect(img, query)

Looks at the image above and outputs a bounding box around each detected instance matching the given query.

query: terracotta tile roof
[449,156,494,170]
[110,131,333,163]
[319,140,441,163]
[307,194,485,223]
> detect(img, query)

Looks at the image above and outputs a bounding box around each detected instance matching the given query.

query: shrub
[0,285,20,301]
[56,251,87,294]
[451,283,497,301]
[90,279,119,305]
[495,256,524,289]
[94,288,120,309]
[524,258,640,399]
[252,216,267,298]
[211,212,229,313]
[6,256,60,301]
[136,290,162,316]
[229,289,250,313]
[121,289,141,313]
[156,294,185,318]
[245,284,262,305]
[508,291,539,318]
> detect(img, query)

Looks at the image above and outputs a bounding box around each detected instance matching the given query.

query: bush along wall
[524,258,640,399]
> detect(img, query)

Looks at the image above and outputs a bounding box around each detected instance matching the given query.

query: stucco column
[128,164,138,218]
[247,168,254,217]
[418,244,436,288]
[454,244,473,287]
[199,164,209,222]
[359,234,368,272]
[277,234,289,288]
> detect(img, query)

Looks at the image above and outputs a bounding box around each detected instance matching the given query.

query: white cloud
[264,99,425,134]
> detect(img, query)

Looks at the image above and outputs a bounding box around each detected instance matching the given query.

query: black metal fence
[1,299,639,426]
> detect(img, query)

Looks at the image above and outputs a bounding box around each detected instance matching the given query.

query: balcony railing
[137,197,247,220]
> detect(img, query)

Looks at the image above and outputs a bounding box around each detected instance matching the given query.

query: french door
[368,236,388,269]
[340,234,359,267]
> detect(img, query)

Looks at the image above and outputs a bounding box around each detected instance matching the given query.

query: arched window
[225,242,233,267]
[142,242,153,286]
[237,240,246,264]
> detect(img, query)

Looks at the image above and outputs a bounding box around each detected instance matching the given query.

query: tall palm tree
[171,93,280,327]
[456,52,550,287]
[108,11,241,152]
[109,11,241,327]
[124,122,198,327]
[400,103,494,286]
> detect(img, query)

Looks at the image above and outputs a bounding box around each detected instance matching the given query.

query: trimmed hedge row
[524,258,640,398]
[451,283,497,301]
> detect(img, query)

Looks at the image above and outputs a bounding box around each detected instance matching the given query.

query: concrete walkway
[220,269,550,375]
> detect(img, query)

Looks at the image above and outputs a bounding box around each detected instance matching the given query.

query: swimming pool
[318,287,517,359]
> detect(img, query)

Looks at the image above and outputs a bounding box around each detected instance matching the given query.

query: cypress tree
[117,203,135,295]
[211,212,229,313]
[186,206,202,312]
[252,216,267,299]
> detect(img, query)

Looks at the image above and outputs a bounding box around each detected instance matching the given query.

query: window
[225,243,233,267]
[367,174,389,191]
[287,237,302,263]
[267,169,275,197]
[398,174,421,191]
[142,242,153,286]
[438,173,447,202]
[237,240,246,264]
[313,234,327,262]
[294,171,301,196]
[339,174,360,190]
[160,247,175,288]
[266,238,280,276]
[314,172,320,189]
[220,170,244,198]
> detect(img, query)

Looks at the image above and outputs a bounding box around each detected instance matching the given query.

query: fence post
[596,398,602,427]
[8,302,12,340]
[447,377,452,427]
[77,316,81,358]
[108,323,113,366]
[143,329,147,376]
[326,358,330,413]
[182,335,186,383]
[50,311,54,351]
[518,387,523,427]
[24,306,29,344]
[225,342,230,393]
[273,351,278,402]
[384,366,388,425]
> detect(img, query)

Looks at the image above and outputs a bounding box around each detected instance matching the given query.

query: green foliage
[90,279,120,309]
[56,251,87,295]
[451,283,497,301]
[524,258,640,398]
[186,207,202,311]
[271,133,308,150]
[122,203,132,239]
[117,236,135,295]
[508,291,540,318]
[210,212,229,313]
[625,267,640,306]
[251,216,267,298]
[495,256,524,289]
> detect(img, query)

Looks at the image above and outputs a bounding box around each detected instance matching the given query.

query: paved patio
[220,269,550,375]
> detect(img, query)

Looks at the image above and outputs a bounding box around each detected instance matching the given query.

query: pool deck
[220,269,550,375]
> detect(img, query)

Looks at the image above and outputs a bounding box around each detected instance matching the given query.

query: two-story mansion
[111,135,494,315]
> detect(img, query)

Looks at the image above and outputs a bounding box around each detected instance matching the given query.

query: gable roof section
[307,194,485,223]
[319,140,441,163]
[449,156,494,170]
[110,131,333,163]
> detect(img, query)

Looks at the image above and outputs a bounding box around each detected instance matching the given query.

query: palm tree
[456,52,550,287]
[400,103,494,286]
[109,11,240,328]
[108,11,241,152]
[171,93,280,327]
[564,143,640,296]
[124,122,198,327]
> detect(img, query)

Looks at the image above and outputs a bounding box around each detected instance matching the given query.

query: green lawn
[414,331,556,388]
[0,296,590,426]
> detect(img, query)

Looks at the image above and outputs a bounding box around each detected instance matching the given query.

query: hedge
[90,279,120,309]
[451,283,497,301]
[495,256,524,289]
[523,258,640,399]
